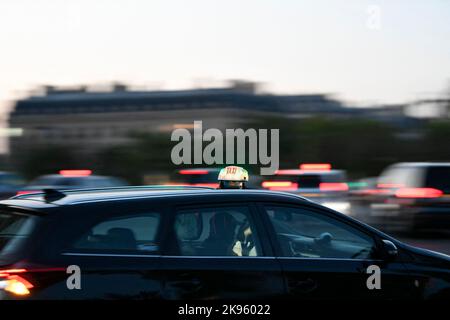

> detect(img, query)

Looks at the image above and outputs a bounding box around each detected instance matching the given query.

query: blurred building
[406,99,450,119]
[7,81,414,157]
[7,82,345,155]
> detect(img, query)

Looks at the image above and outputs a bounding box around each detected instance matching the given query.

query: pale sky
[0,0,449,115]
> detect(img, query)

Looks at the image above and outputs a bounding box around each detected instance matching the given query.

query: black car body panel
[0,188,449,300]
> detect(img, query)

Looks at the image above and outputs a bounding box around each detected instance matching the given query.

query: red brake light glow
[178,169,209,175]
[395,188,443,199]
[0,269,27,277]
[274,169,304,175]
[0,269,33,296]
[192,183,219,188]
[262,181,299,191]
[319,182,349,192]
[16,190,37,196]
[59,170,92,177]
[300,163,331,171]
[0,267,67,296]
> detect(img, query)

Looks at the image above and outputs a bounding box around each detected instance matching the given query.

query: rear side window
[425,167,450,192]
[0,212,37,256]
[71,212,160,254]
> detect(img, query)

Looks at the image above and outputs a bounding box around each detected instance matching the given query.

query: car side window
[173,206,261,257]
[71,212,160,254]
[264,205,376,259]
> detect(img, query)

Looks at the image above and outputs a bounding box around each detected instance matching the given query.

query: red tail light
[59,169,92,177]
[0,267,66,296]
[274,169,303,175]
[262,181,299,191]
[300,163,331,171]
[395,188,443,199]
[16,190,37,196]
[319,182,349,192]
[0,269,33,296]
[192,183,219,188]
[178,169,209,175]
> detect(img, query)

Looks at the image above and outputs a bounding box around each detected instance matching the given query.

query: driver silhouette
[202,211,239,256]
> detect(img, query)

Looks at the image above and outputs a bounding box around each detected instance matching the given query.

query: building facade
[8,82,359,158]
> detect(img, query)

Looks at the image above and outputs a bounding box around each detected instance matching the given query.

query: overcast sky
[0,0,449,115]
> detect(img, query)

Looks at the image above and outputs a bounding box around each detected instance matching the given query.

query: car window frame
[255,201,384,261]
[59,203,169,258]
[162,201,275,258]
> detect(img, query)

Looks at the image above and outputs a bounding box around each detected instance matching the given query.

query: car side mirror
[382,239,398,259]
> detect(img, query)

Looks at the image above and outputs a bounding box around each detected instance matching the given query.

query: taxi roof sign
[218,166,249,182]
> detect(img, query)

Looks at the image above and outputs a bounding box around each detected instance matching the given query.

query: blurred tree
[10,116,450,184]
[423,121,450,161]
[14,145,79,180]
[248,116,400,178]
[98,132,175,184]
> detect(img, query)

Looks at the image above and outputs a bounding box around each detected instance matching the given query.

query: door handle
[169,278,202,290]
[162,278,203,299]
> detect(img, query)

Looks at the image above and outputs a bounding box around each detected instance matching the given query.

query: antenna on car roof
[43,188,66,202]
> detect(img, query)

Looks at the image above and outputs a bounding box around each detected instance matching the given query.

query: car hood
[403,244,450,267]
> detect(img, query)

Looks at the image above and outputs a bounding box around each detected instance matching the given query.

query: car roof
[390,162,450,168]
[1,187,310,209]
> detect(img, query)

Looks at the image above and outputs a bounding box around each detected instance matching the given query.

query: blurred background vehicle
[17,170,128,195]
[170,168,222,188]
[351,162,450,233]
[169,168,262,189]
[260,164,351,214]
[0,172,25,199]
[348,177,387,218]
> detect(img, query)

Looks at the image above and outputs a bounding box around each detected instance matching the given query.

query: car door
[257,202,414,300]
[159,202,286,299]
[38,205,166,300]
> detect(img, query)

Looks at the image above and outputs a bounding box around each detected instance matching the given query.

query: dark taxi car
[0,187,449,300]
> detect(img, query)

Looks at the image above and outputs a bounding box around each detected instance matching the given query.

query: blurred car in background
[17,170,128,195]
[260,163,350,214]
[170,168,262,189]
[172,168,222,188]
[361,162,450,233]
[348,177,387,218]
[0,172,25,200]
